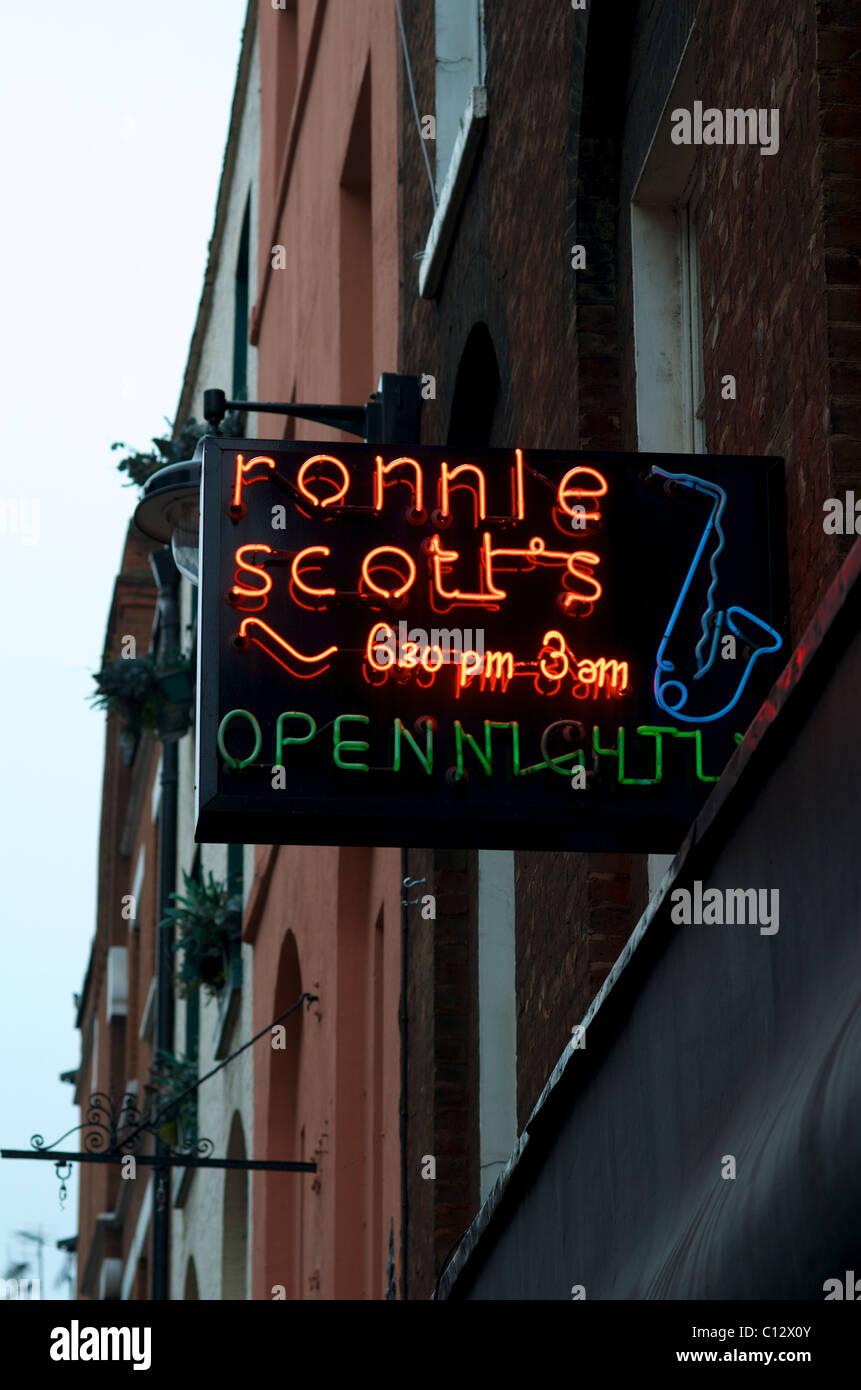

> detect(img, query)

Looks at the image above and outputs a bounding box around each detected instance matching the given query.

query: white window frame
[130,844,145,932]
[679,177,706,454]
[630,37,706,457]
[418,0,487,298]
[630,33,703,897]
[105,946,128,1022]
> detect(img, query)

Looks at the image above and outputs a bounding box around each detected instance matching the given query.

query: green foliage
[90,652,193,735]
[90,654,161,733]
[149,1049,199,1145]
[163,870,243,1000]
[112,413,243,487]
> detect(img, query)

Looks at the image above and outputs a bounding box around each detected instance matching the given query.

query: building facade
[394,0,861,1297]
[247,0,405,1302]
[169,1,260,1303]
[74,0,860,1301]
[78,0,410,1302]
[75,3,261,1301]
[75,528,161,1300]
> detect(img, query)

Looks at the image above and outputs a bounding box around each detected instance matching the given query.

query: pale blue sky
[0,0,249,1297]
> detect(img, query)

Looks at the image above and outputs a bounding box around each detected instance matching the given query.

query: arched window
[222,1112,249,1299]
[262,931,303,1298]
[447,322,500,446]
[183,1256,199,1301]
[233,196,251,403]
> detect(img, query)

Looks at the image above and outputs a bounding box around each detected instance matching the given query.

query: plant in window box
[151,655,195,742]
[111,411,243,488]
[90,650,194,755]
[164,871,243,1001]
[147,1050,199,1150]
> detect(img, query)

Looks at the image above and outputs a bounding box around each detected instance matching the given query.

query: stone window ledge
[419,87,488,299]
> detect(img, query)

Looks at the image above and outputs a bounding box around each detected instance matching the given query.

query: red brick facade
[76,528,159,1298]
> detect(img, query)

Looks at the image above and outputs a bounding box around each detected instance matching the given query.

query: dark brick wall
[404,845,479,1298]
[399,0,576,451]
[817,0,861,559]
[574,0,636,452]
[396,0,647,1197]
[514,851,647,1128]
[695,0,835,637]
[397,0,857,1274]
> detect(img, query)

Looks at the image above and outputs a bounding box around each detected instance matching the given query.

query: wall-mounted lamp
[132,375,420,587]
[133,440,204,585]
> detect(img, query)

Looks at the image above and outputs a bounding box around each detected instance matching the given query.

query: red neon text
[232,544,274,598]
[232,454,276,513]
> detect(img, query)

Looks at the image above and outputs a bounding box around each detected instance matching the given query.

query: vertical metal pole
[150,550,180,1301]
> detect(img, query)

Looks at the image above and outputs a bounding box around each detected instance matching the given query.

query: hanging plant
[164,871,243,1001]
[148,1050,199,1149]
[112,412,243,488]
[90,651,194,753]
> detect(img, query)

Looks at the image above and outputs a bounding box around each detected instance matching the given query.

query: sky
[0,0,249,1298]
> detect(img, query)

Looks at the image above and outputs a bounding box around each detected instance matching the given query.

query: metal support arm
[203,373,421,448]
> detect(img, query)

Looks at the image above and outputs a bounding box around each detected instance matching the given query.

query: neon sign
[197,441,786,850]
[648,467,783,723]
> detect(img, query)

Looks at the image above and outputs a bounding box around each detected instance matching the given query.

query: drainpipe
[149,547,180,1301]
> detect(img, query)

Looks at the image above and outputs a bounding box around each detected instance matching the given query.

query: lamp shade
[133,443,203,585]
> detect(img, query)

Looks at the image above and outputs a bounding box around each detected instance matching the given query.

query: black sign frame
[195,439,786,851]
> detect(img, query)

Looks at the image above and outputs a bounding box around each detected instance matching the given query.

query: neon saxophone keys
[649,467,782,725]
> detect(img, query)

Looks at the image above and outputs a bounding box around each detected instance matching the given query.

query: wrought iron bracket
[1,991,321,1208]
[203,373,422,448]
[1,1150,315,1172]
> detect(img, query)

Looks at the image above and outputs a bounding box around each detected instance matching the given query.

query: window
[271,1,298,179]
[222,1113,249,1299]
[232,196,251,403]
[183,980,200,1145]
[130,845,145,932]
[630,41,706,454]
[630,37,703,896]
[681,185,707,453]
[417,0,488,298]
[340,62,374,405]
[227,844,244,907]
[447,322,500,446]
[434,0,486,188]
[214,843,244,1058]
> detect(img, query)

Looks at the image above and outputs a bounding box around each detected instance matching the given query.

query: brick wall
[404,844,479,1299]
[77,525,157,1296]
[398,0,647,1144]
[398,0,856,1270]
[514,851,646,1128]
[817,0,861,559]
[696,0,837,636]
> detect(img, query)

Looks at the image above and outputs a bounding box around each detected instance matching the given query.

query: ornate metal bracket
[1,991,319,1208]
[22,1089,215,1207]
